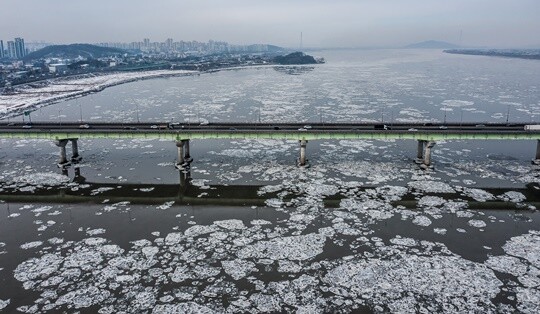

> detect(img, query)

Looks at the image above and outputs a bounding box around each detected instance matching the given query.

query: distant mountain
[23,44,128,61]
[405,40,460,49]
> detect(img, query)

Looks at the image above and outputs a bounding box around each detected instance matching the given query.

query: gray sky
[1,0,539,48]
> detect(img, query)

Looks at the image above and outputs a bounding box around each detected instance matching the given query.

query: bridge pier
[54,139,70,167]
[70,139,82,162]
[421,141,436,169]
[298,140,309,167]
[184,139,193,163]
[534,140,540,165]
[415,140,426,164]
[175,141,186,170]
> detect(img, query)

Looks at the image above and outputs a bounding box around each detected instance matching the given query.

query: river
[0,49,539,313]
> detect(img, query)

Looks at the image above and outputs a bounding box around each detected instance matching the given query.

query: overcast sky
[1,0,539,48]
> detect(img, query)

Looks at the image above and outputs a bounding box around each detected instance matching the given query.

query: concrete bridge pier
[184,139,193,163]
[298,140,309,167]
[54,139,70,167]
[533,140,540,165]
[415,140,426,164]
[70,139,82,162]
[175,141,186,170]
[421,141,436,169]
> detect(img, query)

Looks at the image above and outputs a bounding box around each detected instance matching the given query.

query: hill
[23,44,128,61]
[273,52,320,65]
[405,40,460,49]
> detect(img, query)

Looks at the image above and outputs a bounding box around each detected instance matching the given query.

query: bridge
[1,121,539,168]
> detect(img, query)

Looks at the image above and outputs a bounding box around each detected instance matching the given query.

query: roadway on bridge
[0,121,539,141]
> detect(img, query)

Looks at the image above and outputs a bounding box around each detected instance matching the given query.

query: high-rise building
[0,40,4,58]
[7,41,16,58]
[166,38,173,49]
[143,38,150,48]
[14,37,26,58]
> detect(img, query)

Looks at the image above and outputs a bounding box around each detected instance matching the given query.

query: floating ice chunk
[142,246,159,258]
[130,291,157,311]
[251,219,272,226]
[499,191,526,203]
[8,213,20,218]
[0,299,9,310]
[214,219,246,230]
[20,241,43,250]
[100,245,124,256]
[516,287,540,314]
[462,188,495,202]
[468,220,487,228]
[86,228,106,236]
[375,185,408,201]
[485,255,528,277]
[390,237,418,247]
[12,172,70,186]
[157,201,175,210]
[418,196,446,208]
[266,198,283,208]
[278,260,302,273]
[164,232,183,245]
[408,181,455,193]
[31,206,53,214]
[412,215,432,227]
[84,237,107,246]
[433,228,447,235]
[184,225,216,238]
[222,259,256,280]
[90,187,115,195]
[324,254,501,312]
[501,232,540,266]
[55,286,110,309]
[14,253,63,282]
[250,293,281,313]
[237,233,326,261]
[152,302,215,314]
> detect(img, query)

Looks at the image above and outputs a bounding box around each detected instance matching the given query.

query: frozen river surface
[0,49,540,313]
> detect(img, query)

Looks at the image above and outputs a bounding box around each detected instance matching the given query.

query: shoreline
[0,64,285,120]
[0,70,197,119]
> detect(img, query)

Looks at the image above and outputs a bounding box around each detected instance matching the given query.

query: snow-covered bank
[0,70,197,118]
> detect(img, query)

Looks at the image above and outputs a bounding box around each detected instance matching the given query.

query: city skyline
[1,0,539,49]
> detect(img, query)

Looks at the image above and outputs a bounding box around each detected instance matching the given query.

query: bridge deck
[0,122,539,141]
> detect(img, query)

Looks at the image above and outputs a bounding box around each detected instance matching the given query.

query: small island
[273,52,324,65]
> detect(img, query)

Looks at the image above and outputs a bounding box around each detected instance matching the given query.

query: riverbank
[0,69,198,119]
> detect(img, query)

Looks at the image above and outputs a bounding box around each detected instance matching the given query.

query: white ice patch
[20,241,43,250]
[237,233,326,261]
[462,188,495,202]
[324,254,501,312]
[12,172,70,186]
[213,219,246,230]
[468,220,487,228]
[184,225,217,238]
[408,181,455,193]
[156,201,175,210]
[222,259,256,280]
[498,191,526,203]
[86,228,106,236]
[412,215,432,227]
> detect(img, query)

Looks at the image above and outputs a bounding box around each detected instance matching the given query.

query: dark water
[0,49,539,313]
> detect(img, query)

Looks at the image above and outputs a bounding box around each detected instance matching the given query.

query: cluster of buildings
[0,37,28,60]
[97,38,275,56]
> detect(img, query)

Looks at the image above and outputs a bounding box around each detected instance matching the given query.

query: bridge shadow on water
[0,166,539,209]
